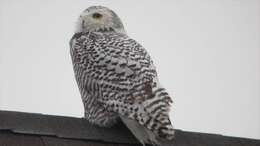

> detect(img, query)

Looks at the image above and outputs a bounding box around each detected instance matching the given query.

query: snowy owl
[70,6,174,145]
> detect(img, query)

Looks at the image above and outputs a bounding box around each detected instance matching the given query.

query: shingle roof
[0,110,259,146]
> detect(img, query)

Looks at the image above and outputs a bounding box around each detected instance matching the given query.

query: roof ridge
[0,110,259,146]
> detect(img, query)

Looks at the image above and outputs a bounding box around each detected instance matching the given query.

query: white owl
[70,6,174,146]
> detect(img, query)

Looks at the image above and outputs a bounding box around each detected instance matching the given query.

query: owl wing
[71,32,158,99]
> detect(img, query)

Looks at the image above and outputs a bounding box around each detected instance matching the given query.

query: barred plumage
[70,6,174,145]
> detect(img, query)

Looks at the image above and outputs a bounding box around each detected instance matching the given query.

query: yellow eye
[92,13,103,19]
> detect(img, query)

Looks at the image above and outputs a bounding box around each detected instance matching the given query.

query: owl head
[75,6,126,34]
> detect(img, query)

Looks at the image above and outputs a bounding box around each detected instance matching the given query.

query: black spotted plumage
[70,31,174,140]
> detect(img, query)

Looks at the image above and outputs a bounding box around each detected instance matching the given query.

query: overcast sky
[0,0,259,139]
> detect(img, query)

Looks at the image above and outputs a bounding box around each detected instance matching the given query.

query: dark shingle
[239,138,260,146]
[0,131,45,146]
[194,133,226,146]
[0,110,139,144]
[41,136,121,146]
[95,120,138,144]
[223,136,260,146]
[0,110,55,135]
[163,130,193,146]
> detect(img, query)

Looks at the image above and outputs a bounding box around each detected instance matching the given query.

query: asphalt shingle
[0,110,259,146]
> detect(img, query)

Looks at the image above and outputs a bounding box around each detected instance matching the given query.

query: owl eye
[92,13,103,19]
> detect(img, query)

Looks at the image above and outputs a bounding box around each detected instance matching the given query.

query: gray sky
[0,0,259,139]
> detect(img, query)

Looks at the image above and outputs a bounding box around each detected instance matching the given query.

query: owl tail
[119,115,160,146]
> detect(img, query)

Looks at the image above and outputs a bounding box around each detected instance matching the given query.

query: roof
[0,110,259,146]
